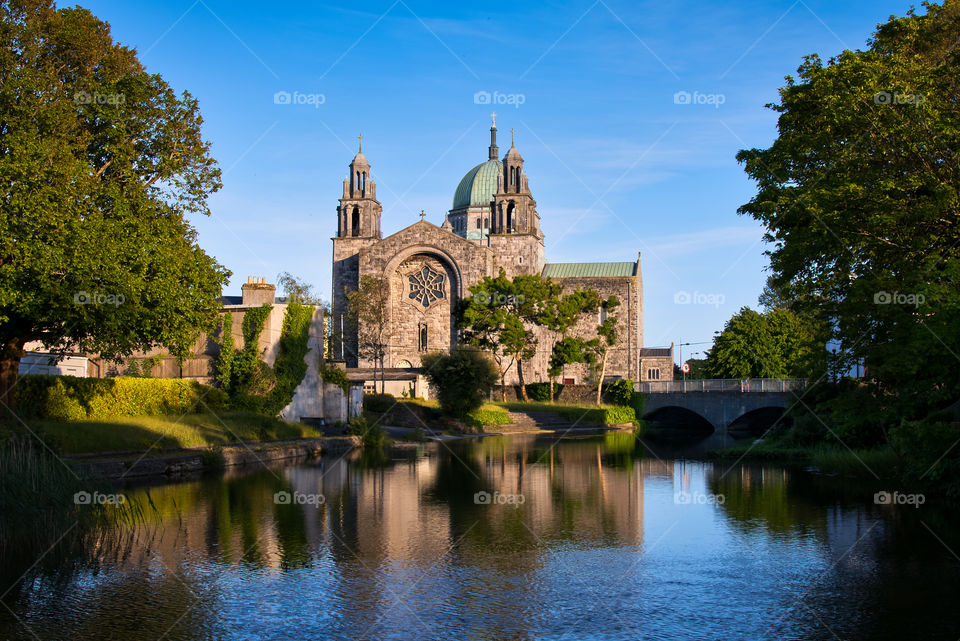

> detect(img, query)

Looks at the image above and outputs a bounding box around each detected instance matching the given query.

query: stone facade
[331,118,665,384]
[639,346,674,382]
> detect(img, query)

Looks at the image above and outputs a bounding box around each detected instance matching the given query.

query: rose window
[408,265,445,308]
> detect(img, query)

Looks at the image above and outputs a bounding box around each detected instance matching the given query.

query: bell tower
[331,137,382,363]
[337,136,381,239]
[490,128,544,275]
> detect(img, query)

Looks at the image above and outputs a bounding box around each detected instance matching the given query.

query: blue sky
[84,0,908,360]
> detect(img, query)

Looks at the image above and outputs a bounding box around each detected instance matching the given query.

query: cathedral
[331,116,664,385]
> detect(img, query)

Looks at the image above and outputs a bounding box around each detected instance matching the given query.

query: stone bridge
[636,379,805,436]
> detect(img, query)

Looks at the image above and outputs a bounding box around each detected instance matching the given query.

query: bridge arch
[642,406,714,433]
[726,406,787,438]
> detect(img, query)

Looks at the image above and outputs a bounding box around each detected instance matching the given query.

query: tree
[706,306,824,379]
[420,348,498,418]
[0,1,229,414]
[510,273,562,401]
[735,2,960,415]
[584,296,621,406]
[346,275,389,393]
[542,288,601,400]
[458,270,536,401]
[276,272,322,305]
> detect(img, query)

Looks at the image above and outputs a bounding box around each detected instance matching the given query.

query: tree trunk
[549,377,555,403]
[595,350,607,406]
[518,358,530,402]
[379,353,386,394]
[500,370,506,402]
[0,337,25,420]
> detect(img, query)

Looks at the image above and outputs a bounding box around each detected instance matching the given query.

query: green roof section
[452,160,502,209]
[542,262,638,278]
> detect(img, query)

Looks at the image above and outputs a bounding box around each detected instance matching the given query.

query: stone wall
[494,383,623,404]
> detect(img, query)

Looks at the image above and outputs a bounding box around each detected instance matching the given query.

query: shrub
[525,382,563,402]
[14,375,220,420]
[630,391,645,421]
[602,405,637,425]
[604,379,634,406]
[420,349,498,418]
[348,415,386,449]
[363,393,396,413]
[45,380,86,421]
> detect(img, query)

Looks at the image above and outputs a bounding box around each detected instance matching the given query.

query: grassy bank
[493,401,637,426]
[710,439,901,478]
[5,412,323,456]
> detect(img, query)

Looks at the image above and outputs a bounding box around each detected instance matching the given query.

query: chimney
[241,276,276,306]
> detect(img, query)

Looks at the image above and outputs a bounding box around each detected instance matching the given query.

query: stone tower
[489,128,545,275]
[332,139,382,363]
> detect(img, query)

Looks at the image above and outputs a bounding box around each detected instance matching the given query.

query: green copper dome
[452,160,501,210]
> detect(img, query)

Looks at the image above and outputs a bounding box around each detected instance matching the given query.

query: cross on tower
[490,112,496,127]
[357,134,362,152]
[511,128,515,146]
[419,210,426,221]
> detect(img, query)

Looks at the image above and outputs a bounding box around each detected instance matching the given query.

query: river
[2,433,959,640]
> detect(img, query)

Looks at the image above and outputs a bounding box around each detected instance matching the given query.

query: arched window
[351,205,360,236]
[355,171,360,195]
[418,322,428,352]
[484,217,488,229]
[361,172,366,197]
[506,202,515,232]
[476,218,481,229]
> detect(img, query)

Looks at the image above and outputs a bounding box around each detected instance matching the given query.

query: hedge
[363,393,396,413]
[14,375,226,420]
[525,382,564,402]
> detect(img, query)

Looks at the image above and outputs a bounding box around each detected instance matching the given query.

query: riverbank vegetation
[3,412,323,455]
[702,4,960,500]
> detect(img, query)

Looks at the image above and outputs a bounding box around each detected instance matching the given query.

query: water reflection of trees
[1,437,654,640]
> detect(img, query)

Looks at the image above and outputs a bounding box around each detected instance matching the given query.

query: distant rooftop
[542,262,637,278]
[640,347,673,357]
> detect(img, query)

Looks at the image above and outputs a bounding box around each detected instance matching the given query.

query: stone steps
[503,409,605,431]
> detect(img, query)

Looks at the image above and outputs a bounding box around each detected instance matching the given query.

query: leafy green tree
[277,272,322,306]
[0,0,229,413]
[542,288,601,400]
[458,270,536,401]
[420,348,498,418]
[706,307,824,379]
[735,2,960,415]
[346,275,389,393]
[584,296,621,405]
